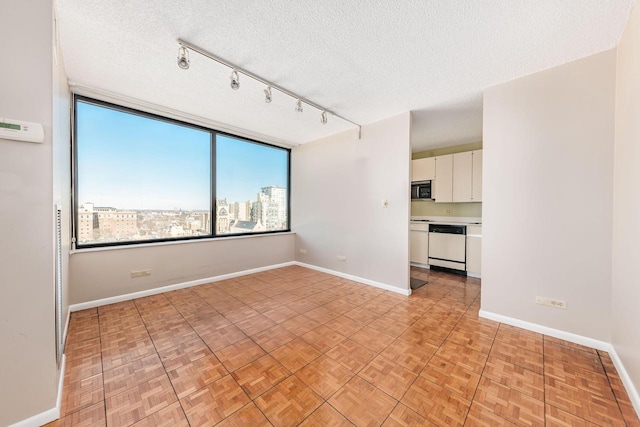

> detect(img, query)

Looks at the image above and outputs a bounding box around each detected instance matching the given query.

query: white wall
[0,1,59,425]
[292,112,411,293]
[612,2,640,411]
[70,234,295,304]
[482,50,616,341]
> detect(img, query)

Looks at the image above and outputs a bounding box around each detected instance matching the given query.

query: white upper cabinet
[434,154,453,203]
[472,149,483,202]
[431,149,482,203]
[453,151,473,202]
[411,157,436,182]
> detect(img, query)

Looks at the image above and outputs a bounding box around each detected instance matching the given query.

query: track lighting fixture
[177,46,190,70]
[175,38,362,136]
[264,86,272,103]
[230,70,240,90]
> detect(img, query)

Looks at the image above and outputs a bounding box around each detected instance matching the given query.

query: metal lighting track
[177,38,362,138]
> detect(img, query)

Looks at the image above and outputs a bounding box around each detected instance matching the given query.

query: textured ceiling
[55,0,635,151]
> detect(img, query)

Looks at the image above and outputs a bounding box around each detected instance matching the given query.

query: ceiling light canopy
[230,70,240,90]
[177,46,189,70]
[176,39,361,136]
[264,86,272,103]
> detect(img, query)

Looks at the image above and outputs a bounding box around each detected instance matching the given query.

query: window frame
[72,94,291,249]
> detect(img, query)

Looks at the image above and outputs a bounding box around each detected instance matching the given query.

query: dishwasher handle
[428,224,467,235]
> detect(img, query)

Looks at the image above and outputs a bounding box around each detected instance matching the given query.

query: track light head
[230,70,240,90]
[321,111,328,124]
[295,99,303,113]
[177,46,190,70]
[264,86,272,103]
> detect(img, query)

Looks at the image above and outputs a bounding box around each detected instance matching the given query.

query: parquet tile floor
[46,265,639,426]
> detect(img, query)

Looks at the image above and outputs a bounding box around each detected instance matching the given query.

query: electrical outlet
[131,269,151,278]
[536,296,567,309]
[298,248,307,254]
[337,255,347,262]
[446,208,452,214]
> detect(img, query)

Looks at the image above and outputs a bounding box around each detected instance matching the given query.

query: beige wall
[482,49,616,341]
[292,113,411,292]
[612,3,640,412]
[0,1,59,425]
[70,234,295,304]
[411,142,483,217]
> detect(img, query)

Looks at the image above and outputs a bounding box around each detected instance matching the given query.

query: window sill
[69,231,296,255]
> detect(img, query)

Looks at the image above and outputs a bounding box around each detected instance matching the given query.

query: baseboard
[69,260,412,312]
[609,345,640,419]
[479,309,610,350]
[70,261,296,312]
[294,262,411,296]
[8,408,59,427]
[8,354,65,427]
[62,307,70,351]
[479,309,640,418]
[410,262,430,269]
[56,354,66,419]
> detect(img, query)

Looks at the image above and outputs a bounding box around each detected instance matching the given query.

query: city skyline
[78,184,288,245]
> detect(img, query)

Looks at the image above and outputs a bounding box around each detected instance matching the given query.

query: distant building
[262,186,286,221]
[254,186,287,231]
[229,220,266,234]
[196,211,211,234]
[78,203,137,243]
[216,199,230,234]
[168,223,186,237]
[229,201,251,221]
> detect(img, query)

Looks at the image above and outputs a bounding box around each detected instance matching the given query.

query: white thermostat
[0,118,44,143]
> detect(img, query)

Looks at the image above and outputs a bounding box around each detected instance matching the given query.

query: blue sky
[77,101,288,210]
[217,135,288,203]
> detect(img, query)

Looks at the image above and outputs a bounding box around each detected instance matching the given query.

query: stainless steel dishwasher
[428,224,466,271]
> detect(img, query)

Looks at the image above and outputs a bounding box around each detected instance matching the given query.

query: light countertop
[410,216,482,226]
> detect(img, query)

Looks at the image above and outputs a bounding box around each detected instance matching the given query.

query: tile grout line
[276,292,389,425]
[132,296,193,426]
[64,267,635,426]
[298,293,407,426]
[97,310,107,426]
[542,331,546,425]
[597,349,630,425]
[445,292,495,425]
[374,277,481,425]
[181,281,298,425]
[542,335,629,425]
[162,289,251,424]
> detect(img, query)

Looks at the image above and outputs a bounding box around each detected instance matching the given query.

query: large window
[74,96,290,248]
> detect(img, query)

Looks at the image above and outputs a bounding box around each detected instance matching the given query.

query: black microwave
[411,181,432,200]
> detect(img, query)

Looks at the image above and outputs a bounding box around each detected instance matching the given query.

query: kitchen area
[410,142,482,281]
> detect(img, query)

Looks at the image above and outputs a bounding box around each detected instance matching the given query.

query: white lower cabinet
[466,226,482,277]
[410,224,429,265]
